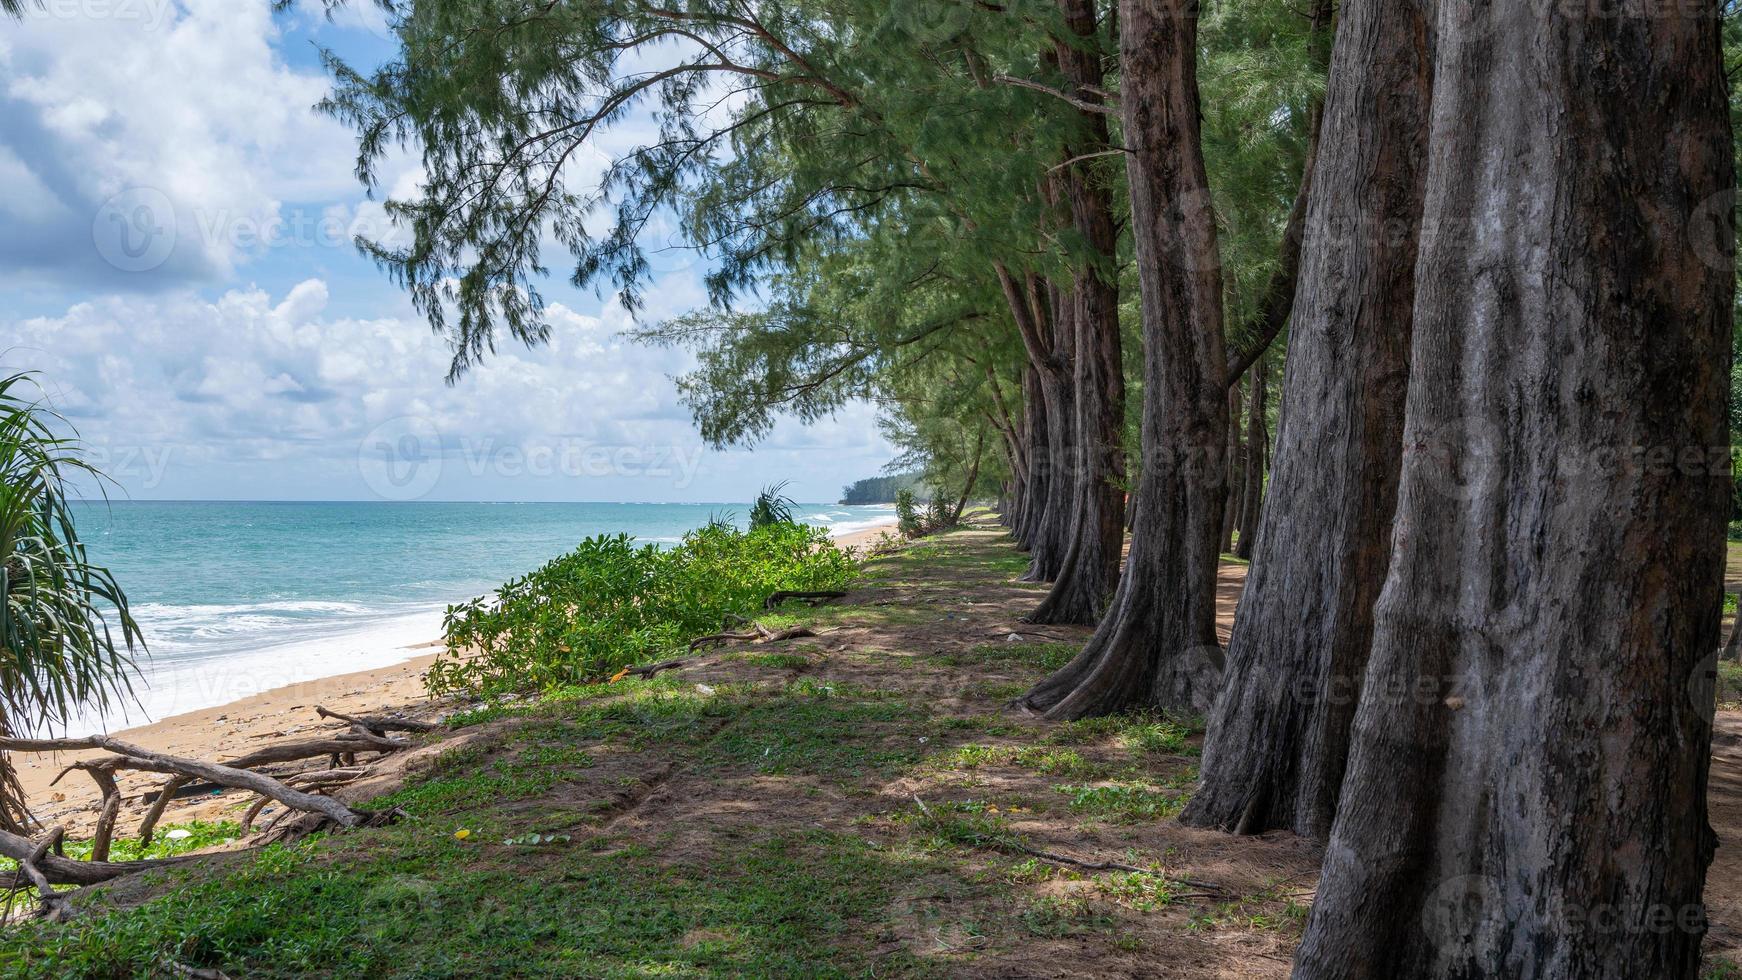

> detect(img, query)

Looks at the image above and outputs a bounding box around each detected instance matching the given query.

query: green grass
[703,681,928,778]
[1720,660,1742,709]
[933,642,1077,673]
[1056,783,1188,822]
[1,831,955,978]
[0,526,1280,976]
[928,744,1110,780]
[1043,712,1201,754]
[0,822,243,881]
[735,651,814,670]
[368,740,597,820]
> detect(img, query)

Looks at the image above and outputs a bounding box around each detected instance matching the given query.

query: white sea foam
[821,507,897,540]
[53,605,448,735]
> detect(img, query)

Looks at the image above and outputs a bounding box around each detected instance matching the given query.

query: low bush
[429,522,857,699]
[895,488,924,537]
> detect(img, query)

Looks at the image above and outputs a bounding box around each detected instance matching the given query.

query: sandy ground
[19,520,900,830]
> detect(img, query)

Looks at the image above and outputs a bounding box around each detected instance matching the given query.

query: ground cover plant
[430,521,858,698]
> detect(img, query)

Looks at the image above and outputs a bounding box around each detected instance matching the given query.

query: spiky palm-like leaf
[748,482,798,531]
[0,372,143,829]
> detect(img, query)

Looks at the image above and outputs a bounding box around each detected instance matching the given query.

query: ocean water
[61,500,895,733]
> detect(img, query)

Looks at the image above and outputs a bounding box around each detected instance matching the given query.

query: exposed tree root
[686,624,818,651]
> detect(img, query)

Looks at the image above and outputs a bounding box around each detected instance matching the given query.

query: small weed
[1017,894,1111,937]
[936,642,1077,673]
[1056,783,1186,821]
[1098,871,1184,912]
[739,652,812,670]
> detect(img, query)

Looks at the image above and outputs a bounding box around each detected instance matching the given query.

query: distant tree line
[839,473,921,505]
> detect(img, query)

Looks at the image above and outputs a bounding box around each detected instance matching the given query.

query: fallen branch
[80,764,121,863]
[764,590,846,610]
[137,775,191,847]
[909,795,1221,890]
[221,735,404,770]
[10,826,71,920]
[315,705,440,734]
[1,735,377,830]
[624,658,693,678]
[0,826,194,887]
[687,625,817,650]
[341,725,413,753]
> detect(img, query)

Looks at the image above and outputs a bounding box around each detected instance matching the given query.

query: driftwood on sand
[0,704,439,904]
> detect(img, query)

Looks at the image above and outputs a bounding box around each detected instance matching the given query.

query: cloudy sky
[0,0,894,503]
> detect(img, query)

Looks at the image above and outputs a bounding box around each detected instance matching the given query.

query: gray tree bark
[1023,281,1077,582]
[1180,0,1432,839]
[1232,353,1268,561]
[1294,3,1734,975]
[1021,0,1228,718]
[1219,382,1243,555]
[1029,0,1128,624]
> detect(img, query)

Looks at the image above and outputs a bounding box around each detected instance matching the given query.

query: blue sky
[0,0,895,503]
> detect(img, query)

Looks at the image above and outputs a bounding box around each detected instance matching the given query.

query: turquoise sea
[64,500,895,732]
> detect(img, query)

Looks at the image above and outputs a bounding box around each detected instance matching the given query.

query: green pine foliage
[431,523,857,699]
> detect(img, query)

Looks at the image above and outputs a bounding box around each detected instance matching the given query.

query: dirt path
[26,522,1742,977]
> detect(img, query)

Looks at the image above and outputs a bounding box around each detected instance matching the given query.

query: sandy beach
[20,520,899,832]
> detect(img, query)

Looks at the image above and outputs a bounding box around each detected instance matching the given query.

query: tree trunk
[951,429,986,526]
[1180,0,1431,839]
[1724,596,1742,663]
[1013,357,1050,553]
[1021,0,1228,719]
[1232,353,1268,561]
[1027,0,1128,625]
[1295,4,1734,975]
[1024,288,1077,582]
[1219,382,1243,555]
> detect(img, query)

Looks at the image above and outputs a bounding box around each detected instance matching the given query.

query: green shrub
[748,481,797,530]
[895,488,923,537]
[430,523,857,698]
